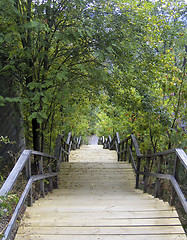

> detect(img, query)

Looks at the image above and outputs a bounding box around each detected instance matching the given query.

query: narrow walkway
[15,146,186,240]
[87,135,99,145]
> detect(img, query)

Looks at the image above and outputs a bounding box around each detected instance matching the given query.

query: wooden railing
[102,133,187,214]
[0,132,81,240]
[55,132,81,169]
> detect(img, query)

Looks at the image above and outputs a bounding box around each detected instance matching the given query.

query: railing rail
[102,133,187,215]
[0,132,81,240]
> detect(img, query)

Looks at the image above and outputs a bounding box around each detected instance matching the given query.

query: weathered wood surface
[15,145,186,240]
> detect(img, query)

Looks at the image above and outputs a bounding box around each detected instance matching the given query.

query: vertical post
[73,136,76,150]
[121,142,124,161]
[136,156,141,189]
[66,132,71,145]
[65,143,70,162]
[26,158,32,206]
[65,141,68,162]
[39,156,45,197]
[170,156,179,206]
[144,157,150,193]
[117,142,120,161]
[62,139,65,162]
[129,139,132,163]
[155,155,163,198]
[108,136,111,150]
[57,147,62,172]
[48,163,53,192]
[124,140,128,161]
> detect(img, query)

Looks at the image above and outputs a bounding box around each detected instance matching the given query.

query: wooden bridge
[0,133,187,239]
[14,145,186,240]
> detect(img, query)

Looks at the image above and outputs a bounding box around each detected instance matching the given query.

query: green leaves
[0,0,186,153]
[0,193,19,218]
[28,111,48,124]
[0,96,5,106]
[57,71,68,82]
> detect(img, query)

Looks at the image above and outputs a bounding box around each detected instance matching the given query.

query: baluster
[108,137,111,150]
[125,140,128,161]
[155,155,163,198]
[143,157,150,193]
[39,156,45,197]
[65,141,67,162]
[129,139,132,163]
[62,140,65,162]
[170,156,179,206]
[73,136,76,150]
[67,142,69,162]
[116,141,120,161]
[48,162,53,192]
[136,156,141,189]
[121,142,124,161]
[26,157,32,206]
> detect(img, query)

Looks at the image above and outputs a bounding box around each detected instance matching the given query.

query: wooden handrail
[175,148,187,168]
[0,132,81,239]
[1,172,58,240]
[103,132,187,215]
[0,150,32,196]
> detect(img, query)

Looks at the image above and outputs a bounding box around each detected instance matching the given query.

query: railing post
[129,139,132,163]
[114,140,120,161]
[39,156,45,197]
[125,140,128,161]
[170,155,179,206]
[108,135,111,150]
[104,138,108,149]
[78,136,81,149]
[144,157,150,193]
[115,133,120,161]
[67,142,70,162]
[73,136,76,150]
[62,139,65,162]
[121,142,124,161]
[48,160,53,192]
[155,155,163,198]
[26,157,32,206]
[67,132,72,145]
[136,156,141,189]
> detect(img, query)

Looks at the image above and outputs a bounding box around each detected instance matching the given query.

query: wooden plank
[0,150,32,195]
[131,135,141,156]
[140,149,175,159]
[16,226,185,235]
[15,234,187,240]
[21,217,182,227]
[36,194,161,201]
[15,146,186,240]
[2,178,33,240]
[31,150,55,159]
[175,148,187,168]
[25,210,180,219]
[24,205,176,212]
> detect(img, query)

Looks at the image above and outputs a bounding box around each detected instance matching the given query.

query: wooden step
[15,145,186,240]
[15,234,187,240]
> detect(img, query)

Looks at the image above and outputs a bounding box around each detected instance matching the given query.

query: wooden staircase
[15,145,186,240]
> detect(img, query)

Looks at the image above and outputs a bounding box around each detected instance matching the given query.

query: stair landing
[15,145,186,239]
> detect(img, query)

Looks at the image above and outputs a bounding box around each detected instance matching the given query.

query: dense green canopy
[0,0,186,153]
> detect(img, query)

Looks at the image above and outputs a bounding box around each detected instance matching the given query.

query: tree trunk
[32,118,41,151]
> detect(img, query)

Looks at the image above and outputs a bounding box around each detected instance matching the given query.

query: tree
[0,0,186,155]
[0,0,111,151]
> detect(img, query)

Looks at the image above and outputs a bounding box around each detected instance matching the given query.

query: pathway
[15,145,186,240]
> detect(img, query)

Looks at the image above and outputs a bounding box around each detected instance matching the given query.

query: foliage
[0,194,19,218]
[0,0,186,154]
[0,136,10,145]
[96,0,187,153]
